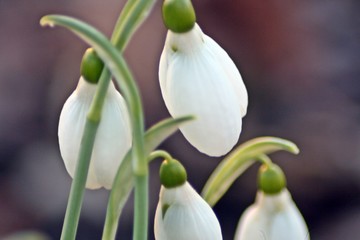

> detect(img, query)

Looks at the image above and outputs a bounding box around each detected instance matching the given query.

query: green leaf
[102,115,194,240]
[111,0,156,49]
[201,136,299,207]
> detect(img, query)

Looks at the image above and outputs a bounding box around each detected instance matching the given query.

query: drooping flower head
[154,159,223,240]
[234,164,309,240]
[58,49,132,189]
[159,0,248,157]
[234,190,309,240]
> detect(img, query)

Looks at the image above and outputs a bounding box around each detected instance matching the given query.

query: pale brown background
[0,0,360,239]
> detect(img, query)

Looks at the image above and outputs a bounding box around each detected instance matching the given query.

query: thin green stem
[256,154,273,166]
[133,175,149,240]
[110,0,137,45]
[114,62,148,240]
[102,2,161,237]
[41,3,156,237]
[111,0,155,50]
[87,70,111,121]
[148,150,173,162]
[61,119,99,240]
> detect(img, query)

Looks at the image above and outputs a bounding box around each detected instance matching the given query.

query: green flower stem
[62,4,147,236]
[62,46,112,240]
[110,0,137,44]
[134,174,148,240]
[60,120,98,240]
[148,150,173,162]
[40,11,151,240]
[87,70,111,121]
[110,50,148,240]
[90,0,156,121]
[108,1,157,237]
[256,154,273,166]
[111,0,155,50]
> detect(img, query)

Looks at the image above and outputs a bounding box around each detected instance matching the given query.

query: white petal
[205,36,248,117]
[92,83,132,189]
[159,24,246,156]
[154,182,222,240]
[234,190,309,240]
[58,77,101,189]
[58,77,132,189]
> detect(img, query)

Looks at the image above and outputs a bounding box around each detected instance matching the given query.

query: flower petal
[58,77,132,189]
[234,190,309,240]
[92,83,132,189]
[154,182,223,240]
[58,77,101,189]
[205,36,248,117]
[159,24,245,156]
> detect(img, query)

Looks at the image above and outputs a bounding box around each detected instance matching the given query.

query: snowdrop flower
[235,163,309,240]
[234,189,309,240]
[154,159,223,240]
[159,10,248,157]
[58,76,132,189]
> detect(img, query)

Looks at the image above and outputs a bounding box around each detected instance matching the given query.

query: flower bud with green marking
[258,163,286,194]
[58,77,132,189]
[156,159,222,239]
[234,189,309,240]
[159,22,248,157]
[235,156,308,240]
[162,0,196,33]
[154,181,223,240]
[160,159,187,188]
[80,48,104,84]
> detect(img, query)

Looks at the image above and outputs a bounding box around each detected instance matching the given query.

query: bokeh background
[1,0,360,239]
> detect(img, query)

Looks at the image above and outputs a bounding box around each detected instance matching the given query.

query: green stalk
[101,1,158,235]
[61,47,112,240]
[111,0,155,49]
[148,150,173,162]
[40,1,155,236]
[110,46,148,240]
[60,120,99,240]
[60,3,143,236]
[134,175,148,240]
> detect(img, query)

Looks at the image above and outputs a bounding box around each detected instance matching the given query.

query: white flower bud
[159,24,248,157]
[154,182,223,240]
[234,189,309,240]
[58,77,132,189]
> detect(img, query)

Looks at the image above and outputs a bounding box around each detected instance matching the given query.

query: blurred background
[1,0,360,239]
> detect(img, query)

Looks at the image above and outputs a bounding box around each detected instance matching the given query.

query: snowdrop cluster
[54,0,310,239]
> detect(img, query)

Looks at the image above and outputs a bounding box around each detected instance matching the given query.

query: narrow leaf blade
[201,137,299,207]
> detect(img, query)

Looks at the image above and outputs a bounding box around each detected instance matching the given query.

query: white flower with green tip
[159,23,248,157]
[58,77,132,189]
[234,189,309,240]
[154,182,223,240]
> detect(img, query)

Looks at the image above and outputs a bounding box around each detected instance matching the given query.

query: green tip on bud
[160,159,187,188]
[258,163,286,195]
[80,48,104,84]
[162,0,196,33]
